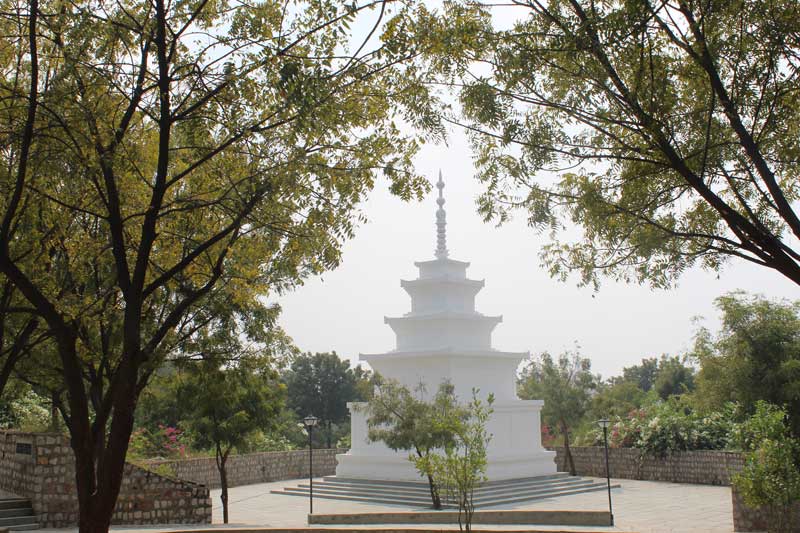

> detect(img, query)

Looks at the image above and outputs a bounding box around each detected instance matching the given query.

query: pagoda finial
[435,170,448,260]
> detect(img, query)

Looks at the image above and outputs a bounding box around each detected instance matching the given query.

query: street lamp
[597,418,614,526]
[303,415,319,516]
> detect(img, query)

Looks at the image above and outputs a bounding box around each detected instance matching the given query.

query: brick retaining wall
[552,446,743,485]
[145,448,346,489]
[0,431,211,527]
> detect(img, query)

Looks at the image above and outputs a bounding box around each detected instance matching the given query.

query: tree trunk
[426,473,442,510]
[75,359,139,533]
[561,420,576,476]
[326,420,332,449]
[216,444,231,524]
[49,391,60,432]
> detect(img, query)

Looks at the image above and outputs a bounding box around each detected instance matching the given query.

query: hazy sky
[274,124,798,380]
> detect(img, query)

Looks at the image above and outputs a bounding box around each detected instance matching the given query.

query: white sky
[275,127,799,379]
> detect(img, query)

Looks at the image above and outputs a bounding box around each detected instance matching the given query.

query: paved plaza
[31,476,739,533]
[199,477,734,533]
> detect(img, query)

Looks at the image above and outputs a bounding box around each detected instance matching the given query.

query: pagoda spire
[435,170,449,260]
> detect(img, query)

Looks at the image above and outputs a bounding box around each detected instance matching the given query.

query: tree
[653,356,695,400]
[613,355,694,400]
[589,380,647,421]
[422,0,800,288]
[692,292,800,435]
[0,283,45,400]
[177,356,285,524]
[0,1,434,531]
[284,352,363,448]
[361,378,460,509]
[518,350,597,475]
[619,358,660,392]
[427,391,493,532]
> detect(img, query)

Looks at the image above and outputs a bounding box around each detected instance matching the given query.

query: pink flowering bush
[159,425,187,457]
[128,425,189,459]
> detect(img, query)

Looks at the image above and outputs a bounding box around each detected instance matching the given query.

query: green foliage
[127,425,189,461]
[692,292,800,435]
[620,358,661,393]
[177,357,285,456]
[518,349,597,474]
[135,462,178,480]
[0,384,51,432]
[0,0,437,526]
[361,377,462,509]
[175,354,285,523]
[519,350,598,429]
[283,352,369,447]
[613,356,695,400]
[732,402,800,533]
[653,357,696,400]
[593,399,737,457]
[425,391,493,532]
[588,381,647,421]
[425,0,800,288]
[135,367,184,436]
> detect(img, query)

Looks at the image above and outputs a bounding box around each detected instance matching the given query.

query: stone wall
[145,448,347,489]
[0,431,211,528]
[552,446,744,485]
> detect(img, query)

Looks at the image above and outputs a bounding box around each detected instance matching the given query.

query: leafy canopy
[692,292,800,435]
[284,352,366,425]
[419,0,800,288]
[518,350,598,432]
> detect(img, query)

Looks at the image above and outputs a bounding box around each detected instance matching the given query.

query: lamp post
[597,418,614,526]
[303,415,319,516]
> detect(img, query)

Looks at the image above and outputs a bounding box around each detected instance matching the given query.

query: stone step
[0,516,40,528]
[271,489,434,508]
[8,523,40,531]
[312,473,580,494]
[0,499,39,530]
[474,483,621,507]
[287,479,600,504]
[273,482,616,509]
[298,482,432,496]
[273,477,620,509]
[281,486,434,505]
[0,501,30,512]
[293,477,597,501]
[473,478,602,499]
[322,472,571,489]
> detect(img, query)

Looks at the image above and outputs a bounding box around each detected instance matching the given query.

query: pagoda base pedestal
[335,451,557,481]
[336,400,557,482]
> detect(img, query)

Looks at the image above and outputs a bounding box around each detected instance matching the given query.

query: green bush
[588,399,737,456]
[732,402,800,533]
[0,388,51,431]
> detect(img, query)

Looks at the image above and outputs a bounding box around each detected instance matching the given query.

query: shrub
[732,402,800,533]
[128,425,189,460]
[588,399,737,456]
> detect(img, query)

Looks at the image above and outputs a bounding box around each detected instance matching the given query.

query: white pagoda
[336,173,556,481]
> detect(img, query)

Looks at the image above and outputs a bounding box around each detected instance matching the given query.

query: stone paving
[34,476,740,533]
[198,477,734,533]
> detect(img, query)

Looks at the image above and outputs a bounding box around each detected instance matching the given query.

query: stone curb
[308,510,612,526]
[158,529,633,533]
